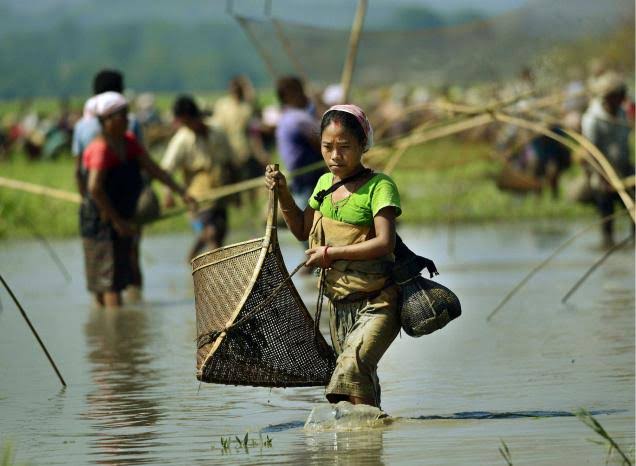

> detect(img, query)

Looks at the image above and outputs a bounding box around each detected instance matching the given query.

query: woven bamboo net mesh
[192,189,336,387]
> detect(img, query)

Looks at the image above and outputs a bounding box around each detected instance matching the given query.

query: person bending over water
[265,105,401,408]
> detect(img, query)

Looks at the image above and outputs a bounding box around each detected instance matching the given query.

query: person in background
[81,92,193,308]
[73,69,143,194]
[73,69,146,302]
[211,76,269,193]
[275,76,324,210]
[161,95,235,260]
[582,71,634,248]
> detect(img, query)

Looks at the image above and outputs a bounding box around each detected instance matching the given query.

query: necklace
[332,192,352,213]
[330,168,371,213]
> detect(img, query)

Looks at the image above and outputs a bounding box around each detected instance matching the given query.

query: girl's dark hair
[320,110,366,149]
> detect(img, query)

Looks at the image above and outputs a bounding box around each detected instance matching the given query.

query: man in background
[162,95,234,260]
[582,71,634,248]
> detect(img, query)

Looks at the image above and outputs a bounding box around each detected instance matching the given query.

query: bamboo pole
[148,159,326,225]
[381,114,494,174]
[0,274,67,387]
[492,113,614,187]
[562,128,635,222]
[0,176,80,204]
[271,18,311,85]
[340,0,367,103]
[418,99,632,215]
[234,15,279,81]
[486,209,632,321]
[561,235,633,304]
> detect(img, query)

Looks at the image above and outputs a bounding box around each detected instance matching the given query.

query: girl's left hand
[304,246,332,269]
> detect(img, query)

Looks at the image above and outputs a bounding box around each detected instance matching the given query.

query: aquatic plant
[575,408,633,466]
[1,442,30,466]
[215,432,272,454]
[498,439,513,466]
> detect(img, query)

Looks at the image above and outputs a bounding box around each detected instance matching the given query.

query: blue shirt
[275,106,323,193]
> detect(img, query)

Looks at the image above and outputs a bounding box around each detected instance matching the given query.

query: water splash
[304,402,392,432]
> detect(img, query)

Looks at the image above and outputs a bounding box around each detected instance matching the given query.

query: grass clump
[215,432,273,455]
[575,408,633,466]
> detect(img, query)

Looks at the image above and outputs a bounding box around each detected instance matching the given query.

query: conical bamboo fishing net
[192,185,336,387]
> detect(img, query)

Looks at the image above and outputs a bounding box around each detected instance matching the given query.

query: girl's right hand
[265,164,287,191]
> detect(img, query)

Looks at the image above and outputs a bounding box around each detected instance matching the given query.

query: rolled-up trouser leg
[326,286,400,408]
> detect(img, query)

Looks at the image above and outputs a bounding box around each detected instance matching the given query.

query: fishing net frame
[192,181,336,387]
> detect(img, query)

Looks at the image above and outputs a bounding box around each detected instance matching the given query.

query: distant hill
[0,0,632,98]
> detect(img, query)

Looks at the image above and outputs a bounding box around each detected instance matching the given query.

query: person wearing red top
[80,92,195,308]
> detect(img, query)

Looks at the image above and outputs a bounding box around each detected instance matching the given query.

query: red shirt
[83,132,144,170]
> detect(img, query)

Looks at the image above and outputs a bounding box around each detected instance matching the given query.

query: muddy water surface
[0,221,634,465]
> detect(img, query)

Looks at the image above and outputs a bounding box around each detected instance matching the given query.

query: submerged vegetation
[575,409,634,466]
[215,432,273,454]
[1,442,30,466]
[497,410,634,466]
[498,439,514,466]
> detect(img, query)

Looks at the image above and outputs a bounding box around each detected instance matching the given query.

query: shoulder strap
[313,168,373,207]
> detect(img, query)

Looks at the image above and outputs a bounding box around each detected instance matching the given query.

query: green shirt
[308,172,402,226]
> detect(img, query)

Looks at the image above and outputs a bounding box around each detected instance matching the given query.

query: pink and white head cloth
[323,104,374,152]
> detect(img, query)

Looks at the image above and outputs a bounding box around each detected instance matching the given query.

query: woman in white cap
[265,105,401,409]
[80,91,194,308]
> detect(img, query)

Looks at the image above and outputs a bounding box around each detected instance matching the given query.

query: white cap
[94,91,128,118]
[322,83,344,106]
[83,95,99,118]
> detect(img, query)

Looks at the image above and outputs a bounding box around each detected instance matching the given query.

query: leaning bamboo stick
[234,15,279,81]
[148,159,326,225]
[562,128,635,222]
[0,176,81,204]
[0,274,67,387]
[486,209,632,321]
[561,234,633,304]
[340,0,368,103]
[415,100,630,215]
[492,113,615,188]
[271,18,311,86]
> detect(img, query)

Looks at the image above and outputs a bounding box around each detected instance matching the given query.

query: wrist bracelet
[323,245,330,268]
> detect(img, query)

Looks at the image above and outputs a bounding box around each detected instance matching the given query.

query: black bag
[134,185,161,224]
[392,236,461,337]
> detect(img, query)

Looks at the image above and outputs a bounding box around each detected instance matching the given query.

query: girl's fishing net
[192,189,336,387]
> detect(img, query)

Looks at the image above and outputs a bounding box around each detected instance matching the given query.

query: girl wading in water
[265,105,401,408]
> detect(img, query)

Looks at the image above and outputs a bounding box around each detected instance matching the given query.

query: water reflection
[82,306,162,464]
[303,430,386,466]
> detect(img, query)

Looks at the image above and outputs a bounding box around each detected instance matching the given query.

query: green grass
[391,138,595,224]
[0,137,597,239]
